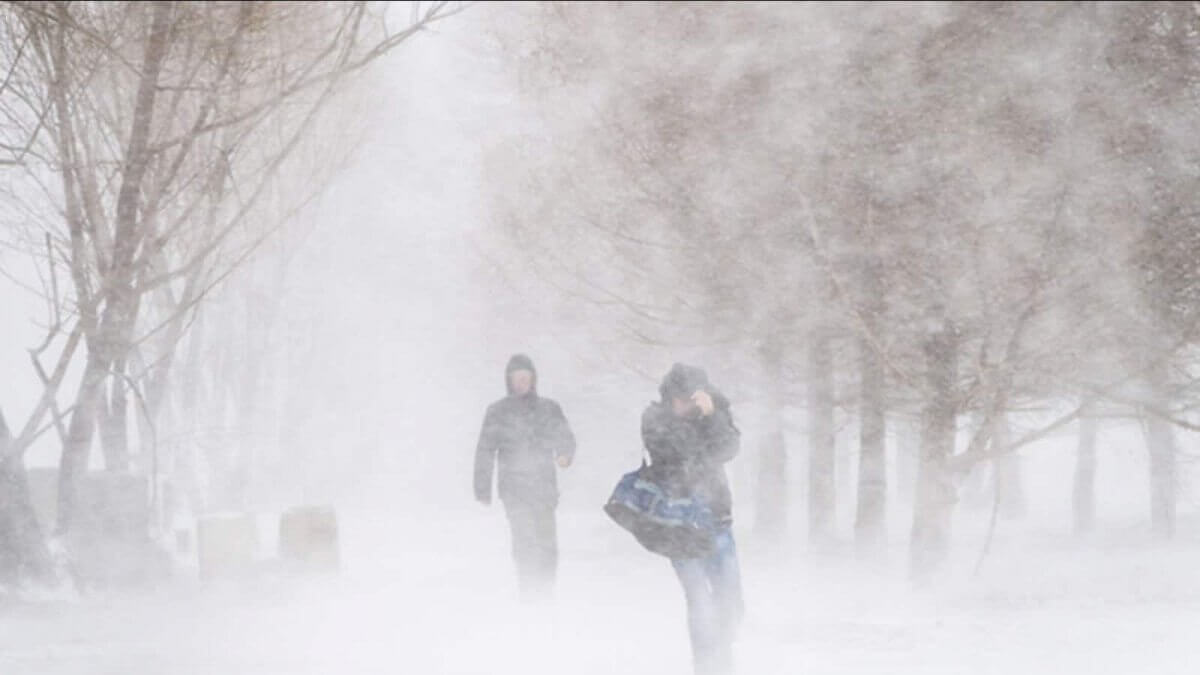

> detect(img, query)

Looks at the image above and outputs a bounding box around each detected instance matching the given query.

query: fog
[2,3,1199,674]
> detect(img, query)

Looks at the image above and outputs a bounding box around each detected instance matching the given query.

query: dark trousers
[503,499,558,600]
[671,529,744,675]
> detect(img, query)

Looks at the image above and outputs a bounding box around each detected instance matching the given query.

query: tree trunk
[55,1,172,536]
[1072,412,1098,535]
[56,356,108,535]
[215,321,243,510]
[855,331,887,557]
[836,417,852,518]
[0,415,55,585]
[992,413,1025,519]
[959,413,990,510]
[895,414,918,503]
[1145,364,1176,539]
[235,309,263,511]
[99,361,131,472]
[910,321,957,583]
[754,344,787,540]
[808,328,836,544]
[173,320,207,516]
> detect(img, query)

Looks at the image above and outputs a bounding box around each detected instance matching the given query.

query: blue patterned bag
[603,463,719,559]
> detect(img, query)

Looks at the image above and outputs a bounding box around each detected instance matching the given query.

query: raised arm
[701,400,740,464]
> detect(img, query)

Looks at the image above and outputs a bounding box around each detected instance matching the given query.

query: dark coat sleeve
[473,404,500,502]
[548,401,577,462]
[641,403,677,465]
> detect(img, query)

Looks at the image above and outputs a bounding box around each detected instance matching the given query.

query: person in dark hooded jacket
[474,354,576,599]
[642,363,743,675]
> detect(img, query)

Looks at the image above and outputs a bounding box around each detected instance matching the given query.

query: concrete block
[278,505,339,573]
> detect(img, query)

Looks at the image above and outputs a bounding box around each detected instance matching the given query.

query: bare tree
[0,0,464,585]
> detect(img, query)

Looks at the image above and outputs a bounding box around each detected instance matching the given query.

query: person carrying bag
[604,363,744,675]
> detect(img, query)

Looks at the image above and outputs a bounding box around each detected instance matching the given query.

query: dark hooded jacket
[474,355,577,506]
[641,363,740,524]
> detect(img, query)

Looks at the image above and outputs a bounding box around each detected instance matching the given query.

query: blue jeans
[671,529,744,675]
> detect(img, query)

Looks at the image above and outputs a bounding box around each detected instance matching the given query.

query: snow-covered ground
[3,500,1198,675]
